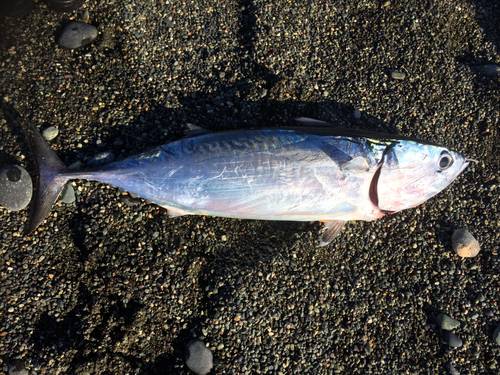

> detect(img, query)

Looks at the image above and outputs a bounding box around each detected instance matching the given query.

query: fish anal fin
[158,205,191,217]
[319,220,346,247]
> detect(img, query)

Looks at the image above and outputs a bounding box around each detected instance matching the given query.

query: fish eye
[438,151,454,170]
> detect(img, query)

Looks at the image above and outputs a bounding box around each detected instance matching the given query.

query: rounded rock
[484,308,494,317]
[0,165,33,211]
[452,229,480,257]
[353,109,361,119]
[493,326,500,346]
[43,126,59,141]
[186,339,213,375]
[446,363,460,375]
[443,331,462,348]
[390,71,406,80]
[58,21,98,49]
[8,360,28,375]
[437,313,460,331]
[59,184,75,204]
[482,64,500,76]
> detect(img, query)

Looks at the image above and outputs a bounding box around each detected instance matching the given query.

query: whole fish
[20,117,471,245]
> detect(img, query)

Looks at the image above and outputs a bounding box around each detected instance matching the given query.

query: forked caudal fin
[20,119,71,235]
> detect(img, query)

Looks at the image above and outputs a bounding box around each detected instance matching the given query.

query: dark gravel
[0,0,499,374]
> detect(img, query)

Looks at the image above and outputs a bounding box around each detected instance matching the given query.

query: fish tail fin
[20,119,70,235]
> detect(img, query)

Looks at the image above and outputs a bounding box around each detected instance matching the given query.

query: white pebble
[452,228,480,257]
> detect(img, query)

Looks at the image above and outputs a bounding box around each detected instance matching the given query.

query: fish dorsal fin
[340,156,370,173]
[185,123,212,137]
[318,220,346,246]
[294,117,339,127]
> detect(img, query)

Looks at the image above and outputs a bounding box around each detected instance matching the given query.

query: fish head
[376,141,470,212]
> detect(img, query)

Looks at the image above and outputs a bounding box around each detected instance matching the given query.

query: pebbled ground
[0,0,499,374]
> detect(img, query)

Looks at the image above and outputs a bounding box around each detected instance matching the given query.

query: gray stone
[0,165,32,211]
[484,308,494,317]
[390,71,406,80]
[443,331,462,348]
[353,109,361,119]
[482,64,500,76]
[42,126,59,141]
[452,228,480,257]
[493,326,500,346]
[186,339,213,375]
[446,363,460,375]
[58,21,98,49]
[437,313,460,331]
[59,184,75,204]
[8,360,28,375]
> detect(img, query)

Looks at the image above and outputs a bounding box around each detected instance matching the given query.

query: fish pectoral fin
[294,117,339,127]
[318,220,346,247]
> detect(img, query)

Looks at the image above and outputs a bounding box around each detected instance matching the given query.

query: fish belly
[92,130,383,222]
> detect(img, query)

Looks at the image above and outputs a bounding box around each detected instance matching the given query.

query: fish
[20,117,471,245]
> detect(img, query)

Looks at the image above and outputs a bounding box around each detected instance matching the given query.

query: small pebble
[59,184,75,204]
[186,339,213,375]
[484,308,494,317]
[0,165,33,211]
[58,21,98,49]
[493,326,500,346]
[390,71,406,80]
[163,17,175,28]
[482,64,500,76]
[443,331,462,348]
[437,313,460,330]
[452,228,480,257]
[81,9,90,22]
[42,126,59,141]
[8,360,28,375]
[87,152,115,167]
[353,109,361,119]
[470,312,479,320]
[446,362,460,375]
